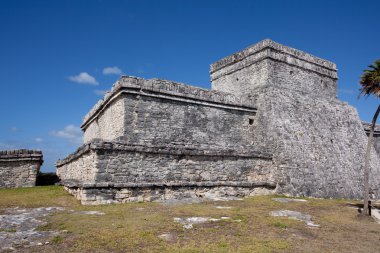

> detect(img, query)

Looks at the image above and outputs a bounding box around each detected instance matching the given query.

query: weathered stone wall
[210,40,337,98]
[0,150,43,188]
[119,94,256,149]
[363,122,380,156]
[211,39,338,99]
[65,186,274,205]
[57,141,274,204]
[254,87,380,199]
[82,77,257,149]
[211,39,380,199]
[56,145,97,184]
[58,79,270,204]
[83,96,125,143]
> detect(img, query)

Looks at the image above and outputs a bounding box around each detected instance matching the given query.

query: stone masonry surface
[57,39,380,204]
[0,150,43,188]
[211,39,380,199]
[82,76,256,144]
[363,122,380,156]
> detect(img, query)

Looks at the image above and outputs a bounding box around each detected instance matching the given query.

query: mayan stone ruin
[56,39,380,205]
[0,149,43,188]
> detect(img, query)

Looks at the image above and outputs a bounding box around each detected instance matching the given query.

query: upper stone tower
[210,39,338,99]
[210,39,380,199]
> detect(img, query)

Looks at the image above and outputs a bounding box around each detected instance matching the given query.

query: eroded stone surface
[270,210,319,227]
[64,185,272,205]
[0,207,64,251]
[173,216,241,229]
[215,206,233,209]
[0,150,43,188]
[72,211,105,215]
[174,217,222,229]
[157,233,177,242]
[272,198,307,203]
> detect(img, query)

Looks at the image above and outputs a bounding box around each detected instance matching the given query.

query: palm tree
[359,59,380,216]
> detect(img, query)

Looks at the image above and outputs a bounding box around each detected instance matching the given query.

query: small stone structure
[0,150,43,188]
[57,39,380,205]
[363,122,380,155]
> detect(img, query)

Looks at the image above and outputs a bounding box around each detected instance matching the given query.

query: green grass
[0,186,379,253]
[271,221,288,229]
[0,228,17,233]
[51,235,63,244]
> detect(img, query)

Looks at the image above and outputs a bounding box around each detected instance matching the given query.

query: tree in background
[359,59,380,216]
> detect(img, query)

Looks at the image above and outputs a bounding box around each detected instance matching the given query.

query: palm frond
[359,59,380,97]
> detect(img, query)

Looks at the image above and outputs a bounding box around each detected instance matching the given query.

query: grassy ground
[0,186,379,253]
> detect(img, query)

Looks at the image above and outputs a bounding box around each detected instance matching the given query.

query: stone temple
[56,39,380,205]
[0,150,43,188]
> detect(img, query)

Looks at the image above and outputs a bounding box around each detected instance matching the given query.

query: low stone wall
[64,185,275,205]
[57,140,275,204]
[363,122,380,156]
[0,150,43,188]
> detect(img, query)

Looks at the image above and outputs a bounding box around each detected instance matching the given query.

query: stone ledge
[210,39,337,75]
[60,180,277,189]
[56,144,92,167]
[82,76,256,128]
[362,122,380,133]
[0,149,43,163]
[56,140,273,167]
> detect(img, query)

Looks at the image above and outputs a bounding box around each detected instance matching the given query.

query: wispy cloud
[94,89,108,96]
[35,137,44,143]
[49,125,83,144]
[69,72,98,85]
[103,66,123,75]
[9,127,19,132]
[338,88,355,95]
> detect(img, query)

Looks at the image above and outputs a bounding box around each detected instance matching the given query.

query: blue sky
[0,0,379,172]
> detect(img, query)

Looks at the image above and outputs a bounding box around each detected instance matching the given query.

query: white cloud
[94,89,108,96]
[103,66,123,75]
[9,127,19,132]
[69,72,98,85]
[35,137,44,143]
[50,125,83,144]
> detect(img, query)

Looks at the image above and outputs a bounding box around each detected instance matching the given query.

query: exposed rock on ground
[157,233,177,242]
[174,216,241,229]
[270,210,319,227]
[272,198,308,203]
[215,206,233,209]
[0,207,64,251]
[71,210,105,215]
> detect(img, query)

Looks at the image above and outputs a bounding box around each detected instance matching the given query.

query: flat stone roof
[210,39,337,81]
